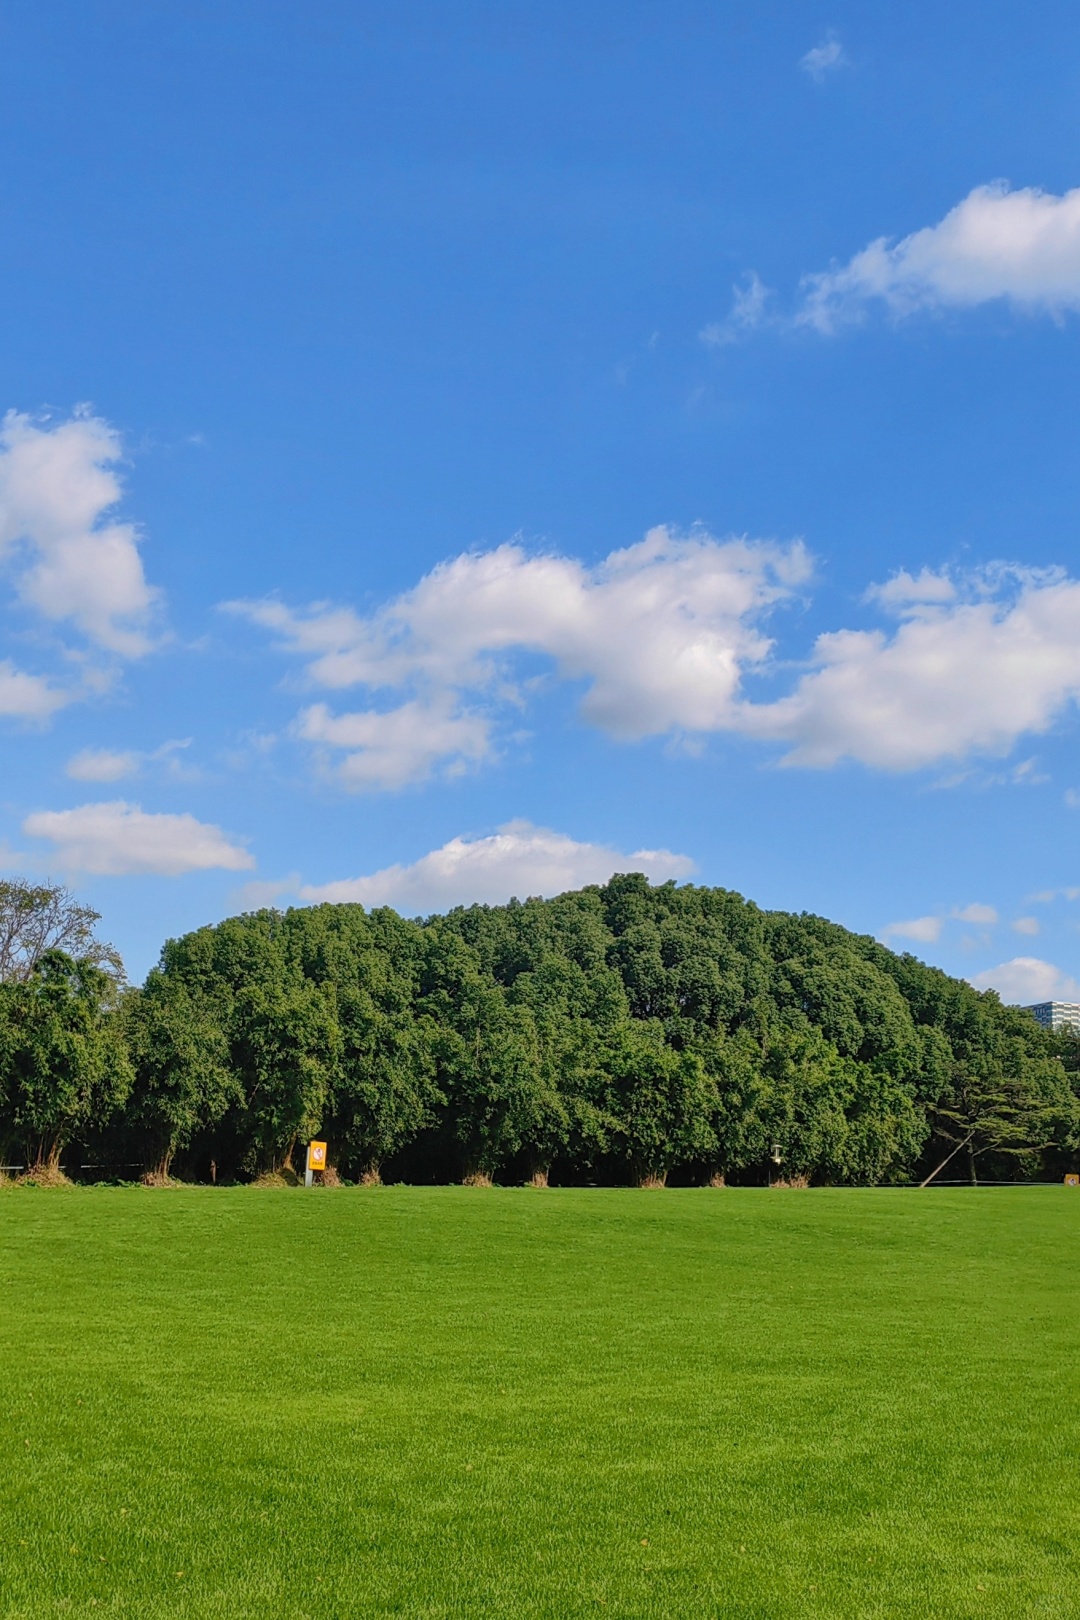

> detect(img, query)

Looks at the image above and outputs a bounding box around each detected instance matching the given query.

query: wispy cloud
[800,32,849,83]
[65,739,195,784]
[700,272,773,347]
[880,901,998,947]
[880,915,942,945]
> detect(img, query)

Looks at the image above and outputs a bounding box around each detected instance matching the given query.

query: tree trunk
[23,1136,67,1184]
[462,1150,493,1186]
[708,1171,726,1188]
[919,1130,976,1188]
[358,1161,382,1186]
[142,1149,174,1186]
[636,1165,667,1189]
[967,1143,978,1186]
[526,1158,550,1188]
[29,1136,63,1174]
[462,1169,493,1187]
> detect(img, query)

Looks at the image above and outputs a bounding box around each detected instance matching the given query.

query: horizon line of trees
[2,874,1078,1189]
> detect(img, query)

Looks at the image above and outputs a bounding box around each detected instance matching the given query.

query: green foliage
[9,875,1077,1185]
[0,950,131,1171]
[121,972,237,1177]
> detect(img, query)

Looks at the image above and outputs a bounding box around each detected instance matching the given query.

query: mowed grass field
[1,1189,1078,1619]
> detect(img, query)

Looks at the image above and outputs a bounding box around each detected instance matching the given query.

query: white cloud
[881,902,1000,946]
[0,659,68,720]
[1013,916,1040,936]
[65,739,196,784]
[230,528,811,787]
[800,33,849,82]
[298,820,695,912]
[952,903,998,925]
[969,956,1080,1005]
[232,875,301,910]
[740,569,1080,769]
[700,273,773,347]
[66,747,141,782]
[0,409,160,656]
[801,182,1080,331]
[864,568,957,611]
[880,915,943,945]
[296,697,492,791]
[234,534,1080,781]
[22,801,253,876]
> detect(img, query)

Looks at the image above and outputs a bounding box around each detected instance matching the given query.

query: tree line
[1,874,1077,1187]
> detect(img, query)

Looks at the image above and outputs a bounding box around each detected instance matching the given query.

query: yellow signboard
[307,1141,327,1173]
[1065,1174,1079,1188]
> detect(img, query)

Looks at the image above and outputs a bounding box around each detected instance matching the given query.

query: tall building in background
[1025,1002,1080,1033]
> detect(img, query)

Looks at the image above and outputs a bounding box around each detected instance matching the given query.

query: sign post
[305,1140,327,1188]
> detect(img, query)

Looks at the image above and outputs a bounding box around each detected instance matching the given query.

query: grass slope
[1,1187,1078,1619]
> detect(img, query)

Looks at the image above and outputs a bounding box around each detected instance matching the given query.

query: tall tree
[122,972,237,1180]
[602,1021,716,1186]
[330,989,441,1182]
[0,950,132,1174]
[920,1060,1065,1186]
[230,975,341,1174]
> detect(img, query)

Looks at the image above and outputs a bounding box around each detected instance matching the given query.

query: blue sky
[4,0,1080,995]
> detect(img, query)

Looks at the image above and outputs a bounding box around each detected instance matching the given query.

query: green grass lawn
[1,1187,1078,1619]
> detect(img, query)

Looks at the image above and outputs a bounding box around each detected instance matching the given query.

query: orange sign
[307,1141,327,1172]
[1065,1174,1079,1188]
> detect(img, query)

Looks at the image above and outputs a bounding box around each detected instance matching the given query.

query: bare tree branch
[0,879,123,983]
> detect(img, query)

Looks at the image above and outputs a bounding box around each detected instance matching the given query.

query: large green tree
[122,972,237,1180]
[0,951,132,1174]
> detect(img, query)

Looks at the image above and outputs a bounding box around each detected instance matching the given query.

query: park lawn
[0,1188,1078,1620]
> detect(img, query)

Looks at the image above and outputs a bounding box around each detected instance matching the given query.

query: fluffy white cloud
[234,529,809,731]
[881,915,942,944]
[0,409,160,656]
[298,820,695,912]
[230,528,810,787]
[801,182,1080,330]
[22,801,253,876]
[800,33,849,82]
[296,698,492,791]
[969,956,1080,1005]
[0,659,67,720]
[66,747,141,782]
[740,569,1080,769]
[233,531,1080,783]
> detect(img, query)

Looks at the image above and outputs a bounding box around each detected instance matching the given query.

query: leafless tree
[0,879,123,983]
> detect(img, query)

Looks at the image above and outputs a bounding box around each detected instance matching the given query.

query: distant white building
[1025,1001,1080,1033]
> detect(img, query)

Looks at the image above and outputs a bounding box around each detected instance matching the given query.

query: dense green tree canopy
[3,875,1077,1186]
